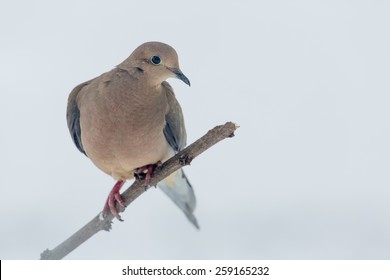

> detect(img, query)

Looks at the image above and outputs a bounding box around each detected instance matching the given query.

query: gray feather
[66,81,91,156]
[159,82,198,228]
[162,81,187,152]
[158,169,199,229]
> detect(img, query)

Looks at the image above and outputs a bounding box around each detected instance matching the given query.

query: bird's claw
[102,180,126,221]
[135,162,161,186]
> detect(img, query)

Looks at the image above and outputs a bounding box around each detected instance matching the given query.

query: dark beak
[168,67,191,86]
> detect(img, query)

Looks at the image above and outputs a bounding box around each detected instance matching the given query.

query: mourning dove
[66,42,198,228]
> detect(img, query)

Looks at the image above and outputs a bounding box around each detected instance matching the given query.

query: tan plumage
[66,42,198,228]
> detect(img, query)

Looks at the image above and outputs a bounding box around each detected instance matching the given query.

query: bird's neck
[101,72,168,129]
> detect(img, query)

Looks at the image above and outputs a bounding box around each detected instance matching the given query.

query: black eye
[150,55,162,65]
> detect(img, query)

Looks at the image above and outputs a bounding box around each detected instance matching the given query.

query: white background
[1,0,389,259]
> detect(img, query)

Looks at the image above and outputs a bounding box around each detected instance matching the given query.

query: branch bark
[40,121,238,260]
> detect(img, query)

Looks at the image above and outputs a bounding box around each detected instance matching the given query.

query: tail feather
[158,169,199,229]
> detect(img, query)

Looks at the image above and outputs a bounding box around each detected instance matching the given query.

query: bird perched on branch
[66,42,198,228]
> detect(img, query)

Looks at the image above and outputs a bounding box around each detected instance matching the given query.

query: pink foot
[135,162,161,186]
[102,180,126,221]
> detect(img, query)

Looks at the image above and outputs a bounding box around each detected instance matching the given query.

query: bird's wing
[66,79,94,156]
[162,81,187,152]
[159,81,198,228]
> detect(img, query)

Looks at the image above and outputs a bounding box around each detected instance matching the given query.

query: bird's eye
[150,55,162,65]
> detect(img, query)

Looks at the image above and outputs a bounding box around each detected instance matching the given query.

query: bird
[66,41,198,228]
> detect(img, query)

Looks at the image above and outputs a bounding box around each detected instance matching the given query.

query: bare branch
[40,122,238,260]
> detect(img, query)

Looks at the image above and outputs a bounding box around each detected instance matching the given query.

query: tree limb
[40,121,238,260]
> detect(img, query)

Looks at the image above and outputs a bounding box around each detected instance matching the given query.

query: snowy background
[1,0,389,259]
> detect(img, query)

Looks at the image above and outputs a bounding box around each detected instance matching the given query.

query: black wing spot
[163,121,179,152]
[67,101,87,156]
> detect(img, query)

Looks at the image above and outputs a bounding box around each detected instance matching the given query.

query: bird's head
[121,41,190,87]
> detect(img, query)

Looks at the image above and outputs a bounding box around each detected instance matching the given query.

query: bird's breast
[79,79,170,179]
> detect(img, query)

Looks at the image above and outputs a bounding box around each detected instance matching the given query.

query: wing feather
[162,81,187,152]
[66,80,92,156]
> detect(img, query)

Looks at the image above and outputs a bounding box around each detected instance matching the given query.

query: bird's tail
[158,169,199,229]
